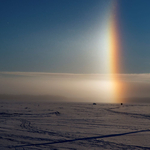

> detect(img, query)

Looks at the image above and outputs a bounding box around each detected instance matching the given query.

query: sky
[0,0,150,103]
[1,0,150,73]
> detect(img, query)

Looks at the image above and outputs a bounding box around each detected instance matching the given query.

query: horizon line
[1,71,150,76]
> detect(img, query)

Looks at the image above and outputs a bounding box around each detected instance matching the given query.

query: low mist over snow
[0,72,150,103]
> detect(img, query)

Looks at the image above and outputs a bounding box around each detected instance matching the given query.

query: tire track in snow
[105,107,150,120]
[13,129,150,149]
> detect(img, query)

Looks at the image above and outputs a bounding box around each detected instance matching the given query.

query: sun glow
[100,0,123,103]
[99,80,115,103]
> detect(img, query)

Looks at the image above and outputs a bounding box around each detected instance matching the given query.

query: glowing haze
[101,0,124,103]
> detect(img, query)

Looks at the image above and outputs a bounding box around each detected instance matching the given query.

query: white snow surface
[0,100,150,150]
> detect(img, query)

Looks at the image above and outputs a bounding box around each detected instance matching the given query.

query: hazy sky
[0,0,150,74]
[0,0,150,103]
[0,72,150,103]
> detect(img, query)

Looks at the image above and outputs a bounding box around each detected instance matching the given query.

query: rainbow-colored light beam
[109,0,123,103]
[109,0,121,74]
[102,0,123,103]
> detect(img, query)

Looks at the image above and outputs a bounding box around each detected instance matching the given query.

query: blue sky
[0,0,150,74]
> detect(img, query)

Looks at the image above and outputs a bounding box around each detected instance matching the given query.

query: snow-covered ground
[0,100,150,150]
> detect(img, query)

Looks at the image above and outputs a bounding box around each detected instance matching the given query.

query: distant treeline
[0,94,150,103]
[124,97,150,103]
[0,94,67,102]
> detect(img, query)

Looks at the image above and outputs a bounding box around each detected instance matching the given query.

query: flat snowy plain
[0,100,150,150]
